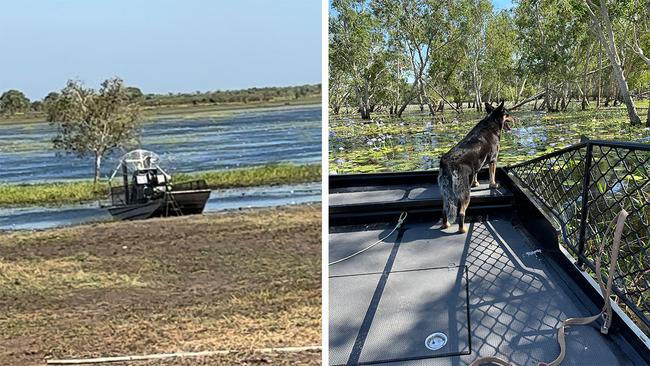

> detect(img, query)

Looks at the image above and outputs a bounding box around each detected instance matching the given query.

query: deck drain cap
[424,332,447,351]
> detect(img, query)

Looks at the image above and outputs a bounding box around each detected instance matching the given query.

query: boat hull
[157,189,212,216]
[107,200,164,220]
[107,189,211,220]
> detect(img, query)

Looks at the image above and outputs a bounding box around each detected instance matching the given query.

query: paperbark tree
[629,22,650,126]
[330,0,385,119]
[585,0,641,125]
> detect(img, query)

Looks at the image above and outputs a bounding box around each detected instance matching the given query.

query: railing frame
[506,139,650,330]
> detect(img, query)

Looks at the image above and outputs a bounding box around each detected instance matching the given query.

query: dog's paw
[441,222,450,229]
[457,227,467,234]
[471,181,480,188]
[489,182,500,189]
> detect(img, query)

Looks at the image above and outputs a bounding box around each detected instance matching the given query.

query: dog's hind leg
[458,196,470,233]
[456,171,471,233]
[471,173,479,187]
[441,209,450,229]
[489,162,499,189]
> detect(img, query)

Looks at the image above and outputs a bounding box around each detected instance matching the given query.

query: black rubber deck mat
[329,266,470,365]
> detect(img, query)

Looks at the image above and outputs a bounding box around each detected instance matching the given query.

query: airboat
[105,149,211,220]
[328,139,649,365]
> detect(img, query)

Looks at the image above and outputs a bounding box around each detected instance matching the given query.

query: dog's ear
[484,103,494,114]
[497,101,505,111]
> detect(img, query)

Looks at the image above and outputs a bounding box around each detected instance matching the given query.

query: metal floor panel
[329,226,396,277]
[391,222,469,272]
[328,219,646,366]
[329,267,470,365]
[330,273,383,366]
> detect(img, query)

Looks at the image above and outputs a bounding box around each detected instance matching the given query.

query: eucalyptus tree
[627,0,650,125]
[373,0,456,117]
[330,0,387,119]
[451,0,493,111]
[514,0,588,111]
[483,10,517,104]
[47,78,141,185]
[329,46,352,115]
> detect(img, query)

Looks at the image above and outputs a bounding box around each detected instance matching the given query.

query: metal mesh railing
[171,179,208,191]
[507,139,650,332]
[110,185,129,206]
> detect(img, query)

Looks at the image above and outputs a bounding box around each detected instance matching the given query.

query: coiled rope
[328,212,407,266]
[470,209,629,366]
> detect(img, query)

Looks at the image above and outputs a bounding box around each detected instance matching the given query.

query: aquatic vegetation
[174,163,322,189]
[0,163,321,206]
[329,109,650,174]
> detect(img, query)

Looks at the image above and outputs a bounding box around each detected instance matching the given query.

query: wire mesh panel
[507,140,650,332]
[110,185,128,206]
[172,179,209,191]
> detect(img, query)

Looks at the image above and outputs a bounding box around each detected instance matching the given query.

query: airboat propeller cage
[108,149,171,184]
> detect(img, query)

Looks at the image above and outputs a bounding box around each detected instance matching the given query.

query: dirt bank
[0,205,321,365]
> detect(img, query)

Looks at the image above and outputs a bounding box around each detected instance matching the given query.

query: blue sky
[493,0,514,11]
[0,1,322,100]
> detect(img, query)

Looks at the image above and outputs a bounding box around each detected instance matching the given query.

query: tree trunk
[585,0,641,124]
[597,43,603,108]
[94,153,102,186]
[356,81,372,120]
[397,103,408,117]
[360,106,371,119]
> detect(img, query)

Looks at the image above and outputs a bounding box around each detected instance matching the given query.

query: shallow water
[329,109,650,174]
[0,182,321,230]
[0,105,321,183]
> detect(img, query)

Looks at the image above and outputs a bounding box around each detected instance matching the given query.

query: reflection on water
[329,109,650,174]
[0,182,320,231]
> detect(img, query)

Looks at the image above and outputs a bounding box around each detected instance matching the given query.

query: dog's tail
[438,160,458,223]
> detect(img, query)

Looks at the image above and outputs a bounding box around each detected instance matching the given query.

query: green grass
[0,163,321,206]
[174,163,321,189]
[0,181,102,206]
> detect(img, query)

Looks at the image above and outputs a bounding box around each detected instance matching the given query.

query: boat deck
[328,172,648,366]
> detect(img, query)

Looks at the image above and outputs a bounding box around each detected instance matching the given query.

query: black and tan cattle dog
[438,101,513,233]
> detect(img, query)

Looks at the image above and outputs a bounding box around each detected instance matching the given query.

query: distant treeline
[0,84,322,116]
[140,84,322,107]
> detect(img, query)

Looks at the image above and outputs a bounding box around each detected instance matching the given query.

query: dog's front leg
[489,162,499,189]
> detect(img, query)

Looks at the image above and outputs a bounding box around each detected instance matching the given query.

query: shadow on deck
[328,168,648,366]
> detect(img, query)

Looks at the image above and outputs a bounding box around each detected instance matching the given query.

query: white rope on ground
[328,211,407,266]
[470,209,628,366]
[45,345,322,365]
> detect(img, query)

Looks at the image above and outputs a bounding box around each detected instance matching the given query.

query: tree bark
[94,152,102,186]
[585,0,641,125]
[597,44,602,108]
